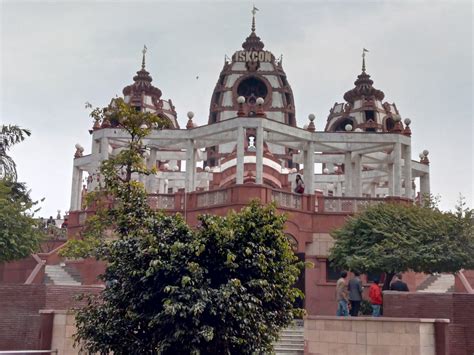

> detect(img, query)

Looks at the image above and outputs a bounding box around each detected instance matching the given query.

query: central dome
[205,10,296,167]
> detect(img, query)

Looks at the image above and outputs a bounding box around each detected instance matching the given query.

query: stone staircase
[44,264,82,286]
[274,323,304,355]
[418,273,455,293]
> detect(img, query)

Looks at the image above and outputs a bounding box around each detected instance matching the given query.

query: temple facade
[66,12,434,315]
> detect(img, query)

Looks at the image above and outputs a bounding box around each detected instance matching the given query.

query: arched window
[333,118,354,132]
[237,77,268,101]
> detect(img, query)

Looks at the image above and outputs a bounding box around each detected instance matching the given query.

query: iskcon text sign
[233,50,272,62]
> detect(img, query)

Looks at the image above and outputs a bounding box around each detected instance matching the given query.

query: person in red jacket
[369,278,382,317]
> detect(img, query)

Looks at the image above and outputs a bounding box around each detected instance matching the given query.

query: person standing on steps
[294,174,305,194]
[390,273,409,291]
[336,271,349,316]
[348,271,363,316]
[369,278,383,317]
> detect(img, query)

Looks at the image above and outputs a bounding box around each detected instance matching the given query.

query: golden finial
[142,45,148,69]
[362,48,369,72]
[251,5,259,32]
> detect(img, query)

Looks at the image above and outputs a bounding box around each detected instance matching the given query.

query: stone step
[44,265,81,286]
[274,325,304,355]
[418,274,454,293]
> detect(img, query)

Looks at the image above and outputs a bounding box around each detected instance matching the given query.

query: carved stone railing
[322,197,385,213]
[148,194,176,210]
[196,189,229,207]
[271,190,302,210]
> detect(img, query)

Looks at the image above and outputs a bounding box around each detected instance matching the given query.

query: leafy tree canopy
[0,180,42,262]
[0,124,42,262]
[329,200,474,288]
[0,125,31,181]
[69,100,303,354]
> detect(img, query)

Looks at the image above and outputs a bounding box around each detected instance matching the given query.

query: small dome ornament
[307,113,316,132]
[392,115,403,133]
[163,163,170,170]
[256,97,265,117]
[323,168,329,174]
[420,150,430,165]
[93,119,101,130]
[186,111,195,129]
[237,96,246,117]
[345,124,353,132]
[74,143,84,158]
[403,118,412,136]
[204,166,211,172]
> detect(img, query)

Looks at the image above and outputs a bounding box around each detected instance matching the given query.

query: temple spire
[251,5,259,33]
[362,48,369,72]
[142,45,147,70]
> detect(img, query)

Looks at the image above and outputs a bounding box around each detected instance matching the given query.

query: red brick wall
[455,270,474,292]
[0,284,102,350]
[384,292,474,355]
[452,294,474,355]
[0,284,45,350]
[0,256,38,283]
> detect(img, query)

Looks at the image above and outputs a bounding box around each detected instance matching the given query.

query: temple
[67,11,433,316]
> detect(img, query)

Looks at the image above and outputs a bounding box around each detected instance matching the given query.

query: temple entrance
[286,234,305,311]
[294,252,305,310]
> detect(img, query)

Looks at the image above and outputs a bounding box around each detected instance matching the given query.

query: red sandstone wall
[455,270,474,292]
[384,292,474,355]
[0,284,102,351]
[66,259,106,285]
[0,256,38,283]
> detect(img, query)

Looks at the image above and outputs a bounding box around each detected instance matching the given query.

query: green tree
[0,181,42,262]
[71,100,303,354]
[329,202,474,289]
[1,124,31,181]
[0,124,42,262]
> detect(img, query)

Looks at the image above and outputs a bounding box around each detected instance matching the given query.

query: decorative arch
[329,116,355,132]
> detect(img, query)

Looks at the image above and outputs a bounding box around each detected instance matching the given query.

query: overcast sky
[1,0,472,217]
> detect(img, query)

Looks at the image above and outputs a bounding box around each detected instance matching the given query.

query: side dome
[122,47,179,128]
[206,11,296,167]
[325,52,402,133]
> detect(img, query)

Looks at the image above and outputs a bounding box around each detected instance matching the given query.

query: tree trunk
[383,272,395,291]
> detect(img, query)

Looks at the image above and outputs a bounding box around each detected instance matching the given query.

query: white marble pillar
[304,142,315,194]
[236,126,245,184]
[387,164,394,196]
[256,125,263,184]
[344,152,353,196]
[185,140,196,192]
[420,174,430,197]
[403,144,412,198]
[70,166,83,211]
[100,137,109,161]
[370,182,377,197]
[146,149,157,192]
[393,142,402,196]
[353,154,361,197]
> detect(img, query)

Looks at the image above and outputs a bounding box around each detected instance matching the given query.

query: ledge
[305,315,450,323]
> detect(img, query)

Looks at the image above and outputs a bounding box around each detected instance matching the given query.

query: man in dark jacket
[348,271,363,316]
[390,273,409,291]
